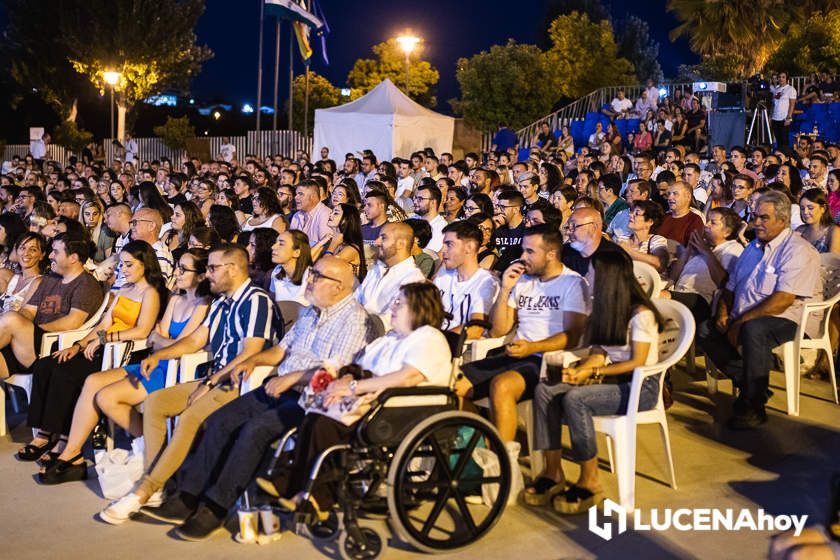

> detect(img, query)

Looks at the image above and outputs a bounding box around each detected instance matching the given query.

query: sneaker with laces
[145,490,165,508]
[100,493,142,525]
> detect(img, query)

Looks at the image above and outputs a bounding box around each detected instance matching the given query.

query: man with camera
[770,72,797,149]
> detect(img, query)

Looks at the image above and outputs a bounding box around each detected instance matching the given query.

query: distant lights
[696,82,708,91]
[189,98,195,105]
[213,111,221,120]
[658,87,668,98]
[242,103,254,114]
[340,88,351,97]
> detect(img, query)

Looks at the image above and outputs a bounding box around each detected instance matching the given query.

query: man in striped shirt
[99,245,279,526]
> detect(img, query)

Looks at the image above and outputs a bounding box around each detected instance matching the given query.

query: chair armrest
[102,339,149,370]
[465,336,508,362]
[164,359,179,388]
[240,366,274,394]
[178,350,211,384]
[55,328,94,352]
[539,348,590,379]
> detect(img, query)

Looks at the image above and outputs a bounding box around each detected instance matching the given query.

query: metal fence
[103,131,311,164]
[2,144,73,167]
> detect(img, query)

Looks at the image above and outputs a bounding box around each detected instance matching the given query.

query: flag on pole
[265,0,322,64]
[312,0,331,65]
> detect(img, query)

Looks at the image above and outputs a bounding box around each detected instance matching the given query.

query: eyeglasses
[308,268,341,284]
[175,264,198,273]
[129,219,155,226]
[563,221,596,232]
[206,262,235,273]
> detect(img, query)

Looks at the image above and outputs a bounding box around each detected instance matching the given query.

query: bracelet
[202,378,215,389]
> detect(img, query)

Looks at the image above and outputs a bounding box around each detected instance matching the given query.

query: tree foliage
[546,12,636,98]
[2,0,87,120]
[286,72,341,134]
[53,121,94,153]
[453,41,560,131]
[1,0,212,125]
[767,10,840,75]
[537,0,610,49]
[616,15,664,84]
[667,0,840,79]
[347,39,439,107]
[153,115,195,151]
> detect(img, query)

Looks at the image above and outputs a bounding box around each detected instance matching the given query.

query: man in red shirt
[657,181,704,246]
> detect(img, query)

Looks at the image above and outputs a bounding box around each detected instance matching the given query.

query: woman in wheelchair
[527,250,663,514]
[38,250,211,488]
[261,282,452,518]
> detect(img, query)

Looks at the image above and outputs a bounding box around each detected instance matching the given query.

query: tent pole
[272,18,281,131]
[256,0,265,137]
[288,22,294,135]
[304,66,310,138]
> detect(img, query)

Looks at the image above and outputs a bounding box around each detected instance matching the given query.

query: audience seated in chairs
[698,191,821,429]
[98,244,279,519]
[455,225,589,447]
[132,256,373,539]
[47,250,210,492]
[26,240,166,483]
[528,250,664,514]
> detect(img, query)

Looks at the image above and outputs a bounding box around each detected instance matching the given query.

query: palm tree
[667,0,790,78]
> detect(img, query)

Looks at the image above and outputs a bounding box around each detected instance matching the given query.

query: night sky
[191,0,698,113]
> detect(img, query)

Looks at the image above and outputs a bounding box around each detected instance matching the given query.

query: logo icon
[588,499,628,541]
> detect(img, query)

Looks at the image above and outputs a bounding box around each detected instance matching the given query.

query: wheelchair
[266,320,513,559]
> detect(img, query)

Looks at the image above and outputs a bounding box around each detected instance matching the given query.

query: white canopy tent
[313,79,454,162]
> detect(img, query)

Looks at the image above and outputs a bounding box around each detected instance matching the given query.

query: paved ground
[1,362,838,560]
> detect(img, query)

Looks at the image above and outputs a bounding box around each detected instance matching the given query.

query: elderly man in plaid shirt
[141,256,376,540]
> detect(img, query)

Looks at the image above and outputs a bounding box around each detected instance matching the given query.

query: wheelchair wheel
[306,510,341,544]
[337,525,386,560]
[386,411,510,553]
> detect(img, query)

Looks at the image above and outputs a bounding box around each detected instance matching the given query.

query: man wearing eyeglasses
[561,207,624,288]
[103,245,281,527]
[492,190,526,274]
[411,184,447,253]
[110,208,173,290]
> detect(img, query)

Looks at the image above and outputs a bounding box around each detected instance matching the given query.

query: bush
[153,115,195,151]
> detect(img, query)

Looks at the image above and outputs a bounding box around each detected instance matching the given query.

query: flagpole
[256,0,265,137]
[288,21,294,135]
[272,18,281,130]
[304,66,310,138]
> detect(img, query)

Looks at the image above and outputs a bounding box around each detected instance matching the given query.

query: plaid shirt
[277,293,374,377]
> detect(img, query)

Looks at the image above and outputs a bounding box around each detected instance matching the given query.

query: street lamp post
[395,34,420,94]
[103,71,121,140]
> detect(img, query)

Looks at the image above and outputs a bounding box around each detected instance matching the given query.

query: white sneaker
[146,490,165,508]
[99,493,142,525]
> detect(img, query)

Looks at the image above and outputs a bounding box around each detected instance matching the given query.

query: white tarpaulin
[313,79,454,162]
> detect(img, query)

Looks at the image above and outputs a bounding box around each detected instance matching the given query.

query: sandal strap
[527,476,560,495]
[559,484,596,504]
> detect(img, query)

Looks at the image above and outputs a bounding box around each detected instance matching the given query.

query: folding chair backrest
[819,253,840,300]
[651,299,695,369]
[632,260,662,299]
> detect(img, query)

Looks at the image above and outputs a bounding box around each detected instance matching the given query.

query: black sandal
[37,452,87,485]
[15,432,55,462]
[552,484,604,514]
[523,476,565,506]
[36,436,67,469]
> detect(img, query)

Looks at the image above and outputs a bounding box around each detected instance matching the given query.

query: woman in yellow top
[22,241,168,485]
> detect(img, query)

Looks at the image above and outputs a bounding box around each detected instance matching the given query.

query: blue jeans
[532,378,659,462]
[697,315,797,410]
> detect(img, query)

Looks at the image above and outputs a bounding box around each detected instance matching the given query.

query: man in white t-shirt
[434,221,499,340]
[395,158,415,213]
[457,225,589,442]
[124,134,138,165]
[356,222,425,330]
[603,88,633,119]
[770,72,797,148]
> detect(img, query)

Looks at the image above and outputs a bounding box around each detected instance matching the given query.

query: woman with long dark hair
[42,250,210,497]
[527,250,663,514]
[166,201,204,257]
[270,230,312,304]
[138,182,173,224]
[243,228,279,291]
[208,204,241,244]
[81,200,114,263]
[777,162,805,200]
[797,188,840,254]
[311,203,367,280]
[242,186,286,234]
[109,180,128,206]
[465,193,494,219]
[330,181,363,211]
[23,240,167,484]
[467,212,499,270]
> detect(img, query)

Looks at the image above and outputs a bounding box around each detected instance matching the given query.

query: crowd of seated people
[0,120,837,544]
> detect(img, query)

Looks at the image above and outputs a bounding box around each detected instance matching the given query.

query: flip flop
[523,476,566,507]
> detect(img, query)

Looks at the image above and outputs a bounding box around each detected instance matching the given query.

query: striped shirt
[277,293,374,377]
[202,279,279,372]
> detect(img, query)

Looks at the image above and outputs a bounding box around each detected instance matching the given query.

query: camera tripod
[746,101,774,146]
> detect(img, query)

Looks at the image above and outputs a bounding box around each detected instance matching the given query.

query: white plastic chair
[102,339,149,451]
[632,260,664,299]
[707,253,840,415]
[542,299,694,511]
[0,294,111,436]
